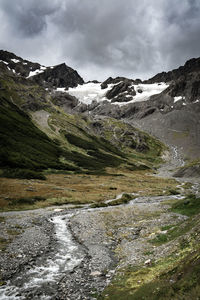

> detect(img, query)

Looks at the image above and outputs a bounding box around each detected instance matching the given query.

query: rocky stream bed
[0,149,199,300]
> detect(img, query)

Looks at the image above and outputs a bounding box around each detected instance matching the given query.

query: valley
[0,152,199,299]
[0,50,200,299]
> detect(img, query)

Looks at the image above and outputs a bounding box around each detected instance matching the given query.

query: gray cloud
[0,0,61,36]
[0,0,200,80]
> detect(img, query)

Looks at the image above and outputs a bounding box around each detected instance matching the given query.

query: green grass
[90,193,133,208]
[1,168,46,180]
[161,224,175,231]
[167,188,180,195]
[150,194,200,246]
[171,193,200,216]
[100,243,200,300]
[7,196,46,206]
[0,237,8,251]
[109,193,133,206]
[0,95,124,177]
[0,96,72,177]
[0,217,5,223]
[0,95,127,177]
[150,218,195,246]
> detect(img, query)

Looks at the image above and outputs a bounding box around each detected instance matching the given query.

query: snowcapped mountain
[0,49,200,162]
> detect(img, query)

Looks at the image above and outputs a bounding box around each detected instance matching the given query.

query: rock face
[100,77,137,103]
[173,163,200,178]
[144,57,200,104]
[146,57,200,83]
[164,73,200,103]
[106,81,136,101]
[31,63,84,89]
[101,76,141,89]
[51,92,79,113]
[0,50,41,77]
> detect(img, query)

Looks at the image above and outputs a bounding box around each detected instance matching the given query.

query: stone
[90,271,102,277]
[144,259,151,265]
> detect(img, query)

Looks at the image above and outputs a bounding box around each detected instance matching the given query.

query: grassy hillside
[0,97,78,179]
[0,69,165,180]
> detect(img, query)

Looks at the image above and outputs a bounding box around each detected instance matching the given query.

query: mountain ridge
[0,49,200,177]
[146,56,200,83]
[0,52,164,179]
[0,49,84,89]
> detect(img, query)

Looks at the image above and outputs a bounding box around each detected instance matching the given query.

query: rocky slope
[146,57,200,84]
[67,58,200,161]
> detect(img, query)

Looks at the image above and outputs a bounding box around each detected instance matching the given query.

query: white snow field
[66,82,169,106]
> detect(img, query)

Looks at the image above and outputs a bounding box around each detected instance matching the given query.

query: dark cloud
[0,0,200,80]
[0,0,61,36]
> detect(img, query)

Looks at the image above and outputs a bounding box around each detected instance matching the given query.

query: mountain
[65,58,200,161]
[146,57,200,83]
[0,50,164,180]
[0,49,200,180]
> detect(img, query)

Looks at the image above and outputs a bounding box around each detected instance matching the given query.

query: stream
[0,145,199,299]
[0,214,85,300]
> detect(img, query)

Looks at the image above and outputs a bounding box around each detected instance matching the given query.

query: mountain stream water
[0,214,84,300]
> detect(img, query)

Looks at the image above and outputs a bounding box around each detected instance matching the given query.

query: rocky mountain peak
[31,62,84,89]
[0,49,20,61]
[0,49,84,89]
[146,56,200,84]
[0,49,41,77]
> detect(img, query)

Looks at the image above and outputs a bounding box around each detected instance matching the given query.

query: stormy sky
[0,0,200,81]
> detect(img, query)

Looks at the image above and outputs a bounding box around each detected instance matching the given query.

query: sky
[0,0,200,81]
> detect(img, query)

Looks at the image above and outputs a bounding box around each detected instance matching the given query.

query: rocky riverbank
[0,150,200,299]
[0,194,189,299]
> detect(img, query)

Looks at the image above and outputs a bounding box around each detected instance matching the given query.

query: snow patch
[11,59,20,63]
[174,96,182,103]
[117,83,168,106]
[66,82,168,106]
[27,66,47,78]
[56,87,67,92]
[67,82,115,105]
[0,60,8,65]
